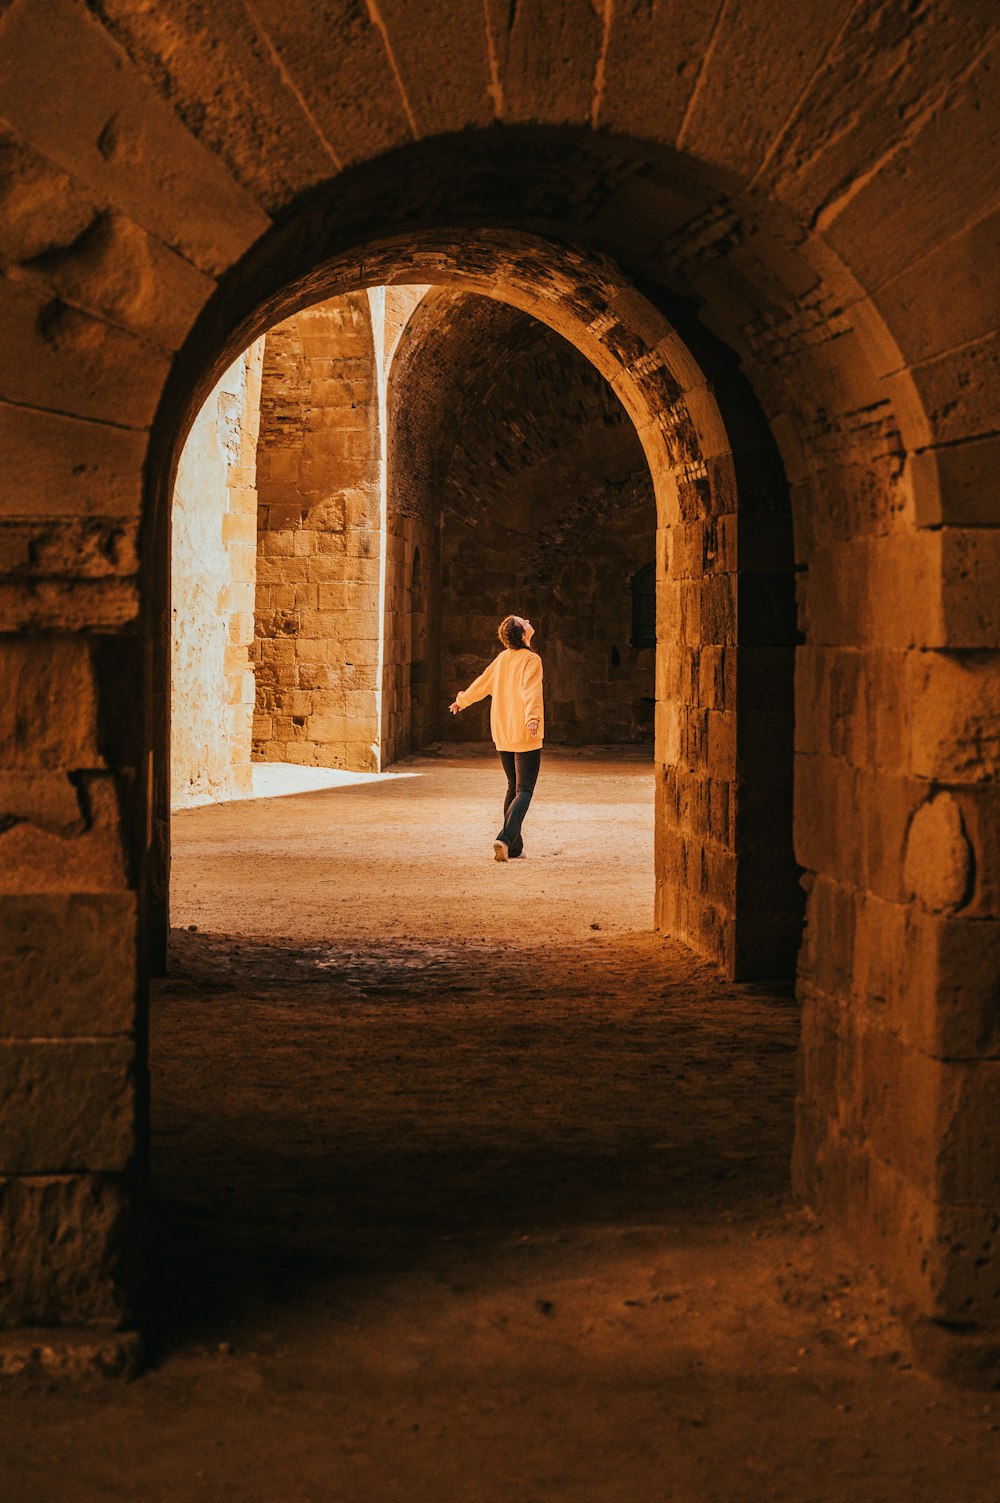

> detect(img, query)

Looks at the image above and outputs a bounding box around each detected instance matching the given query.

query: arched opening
[6,37,992,1393]
[146,206,804,1370]
[149,215,801,992]
[385,288,659,754]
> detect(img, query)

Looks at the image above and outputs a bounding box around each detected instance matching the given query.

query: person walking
[449,614,544,862]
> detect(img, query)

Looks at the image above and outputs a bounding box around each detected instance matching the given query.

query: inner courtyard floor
[1,750,996,1501]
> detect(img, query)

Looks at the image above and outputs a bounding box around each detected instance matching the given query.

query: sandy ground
[2,749,997,1501]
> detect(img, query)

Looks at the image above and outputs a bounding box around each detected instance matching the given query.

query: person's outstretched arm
[449,656,498,714]
[522,653,543,736]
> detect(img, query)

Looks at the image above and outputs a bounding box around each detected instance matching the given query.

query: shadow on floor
[149,928,799,1355]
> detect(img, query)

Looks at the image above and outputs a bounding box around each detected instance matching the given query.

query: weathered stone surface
[0,1174,131,1326]
[245,0,413,165]
[0,637,100,770]
[0,1325,142,1380]
[85,0,337,210]
[903,792,973,914]
[0,892,136,1037]
[0,0,269,275]
[483,0,601,125]
[0,403,147,519]
[676,0,853,180]
[172,343,262,809]
[0,773,126,894]
[0,1040,134,1173]
[0,516,139,582]
[911,436,1000,528]
[0,121,98,263]
[28,209,215,353]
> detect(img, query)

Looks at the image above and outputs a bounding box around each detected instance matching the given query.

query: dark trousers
[497,749,541,856]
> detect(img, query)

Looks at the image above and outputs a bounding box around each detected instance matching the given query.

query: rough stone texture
[0,893,135,1038]
[0,1325,142,1380]
[0,1040,134,1175]
[171,342,263,809]
[0,1174,132,1327]
[0,0,997,1368]
[252,295,381,772]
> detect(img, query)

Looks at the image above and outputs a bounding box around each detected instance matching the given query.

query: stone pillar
[376,285,431,766]
[793,521,1000,1377]
[252,294,381,772]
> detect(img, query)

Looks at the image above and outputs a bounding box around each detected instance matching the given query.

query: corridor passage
[3,753,997,1501]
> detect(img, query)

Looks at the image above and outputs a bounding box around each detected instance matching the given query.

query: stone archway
[1,0,995,1369]
[148,228,799,997]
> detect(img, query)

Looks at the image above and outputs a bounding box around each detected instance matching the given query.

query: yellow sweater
[456,649,544,752]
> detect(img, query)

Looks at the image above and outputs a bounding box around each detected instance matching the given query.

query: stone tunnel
[1,1,999,1496]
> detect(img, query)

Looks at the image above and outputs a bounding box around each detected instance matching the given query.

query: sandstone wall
[252,295,381,771]
[1,0,997,1370]
[170,344,263,808]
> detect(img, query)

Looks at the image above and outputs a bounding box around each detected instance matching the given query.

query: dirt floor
[2,749,997,1501]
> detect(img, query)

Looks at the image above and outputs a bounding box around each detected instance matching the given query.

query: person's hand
[449,700,461,715]
[527,719,540,736]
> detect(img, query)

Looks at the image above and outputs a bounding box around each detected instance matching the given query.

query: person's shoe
[493,839,509,862]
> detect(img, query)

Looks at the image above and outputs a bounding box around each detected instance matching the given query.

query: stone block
[0,0,269,276]
[0,637,101,770]
[875,206,1000,369]
[0,1173,131,1325]
[342,637,379,662]
[256,530,295,559]
[699,573,736,644]
[0,277,168,430]
[903,332,1000,452]
[0,403,147,518]
[259,637,295,666]
[793,752,863,888]
[309,688,347,716]
[938,529,1000,648]
[0,893,136,1037]
[221,510,257,545]
[798,875,856,1000]
[0,576,139,632]
[945,784,1000,919]
[902,790,974,913]
[901,911,1000,1060]
[706,709,736,779]
[0,1040,134,1173]
[908,650,1000,781]
[0,773,126,894]
[292,637,329,664]
[801,536,937,649]
[911,437,1000,529]
[863,770,927,904]
[0,771,85,837]
[309,714,355,744]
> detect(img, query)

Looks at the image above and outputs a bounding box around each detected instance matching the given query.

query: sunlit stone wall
[170,343,263,808]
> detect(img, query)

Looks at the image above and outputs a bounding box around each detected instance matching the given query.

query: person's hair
[498,614,530,651]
